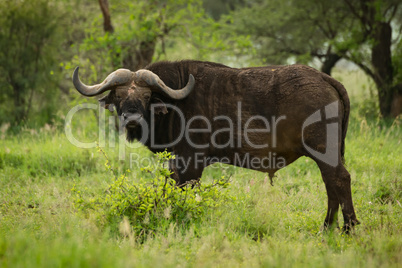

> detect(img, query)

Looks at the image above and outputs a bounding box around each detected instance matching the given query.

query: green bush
[72,148,233,239]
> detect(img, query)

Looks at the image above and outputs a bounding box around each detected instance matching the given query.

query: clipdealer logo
[302,101,340,167]
[64,101,341,169]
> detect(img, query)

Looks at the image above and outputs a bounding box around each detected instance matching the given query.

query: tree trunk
[97,1,155,71]
[371,22,394,118]
[321,53,342,76]
[98,0,114,33]
[12,83,25,123]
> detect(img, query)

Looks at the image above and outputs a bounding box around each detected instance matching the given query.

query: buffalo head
[72,67,195,129]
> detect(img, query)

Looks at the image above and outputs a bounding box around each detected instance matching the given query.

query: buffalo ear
[149,97,168,115]
[98,95,115,112]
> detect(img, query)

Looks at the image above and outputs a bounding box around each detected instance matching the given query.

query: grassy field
[0,70,401,267]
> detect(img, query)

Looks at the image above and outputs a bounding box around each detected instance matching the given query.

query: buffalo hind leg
[317,162,360,233]
[323,182,340,229]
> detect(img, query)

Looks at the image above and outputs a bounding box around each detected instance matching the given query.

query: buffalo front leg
[169,156,204,186]
[317,162,360,232]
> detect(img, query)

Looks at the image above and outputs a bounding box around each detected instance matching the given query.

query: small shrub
[71,147,232,238]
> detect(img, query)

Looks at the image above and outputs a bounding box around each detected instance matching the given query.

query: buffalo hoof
[342,219,361,234]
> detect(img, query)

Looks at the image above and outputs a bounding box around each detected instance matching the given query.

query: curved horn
[133,70,195,100]
[72,67,133,96]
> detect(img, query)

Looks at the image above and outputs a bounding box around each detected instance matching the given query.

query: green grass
[0,70,401,267]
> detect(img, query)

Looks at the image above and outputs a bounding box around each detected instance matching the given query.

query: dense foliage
[72,149,232,239]
[1,0,400,128]
[0,0,62,126]
[0,0,252,128]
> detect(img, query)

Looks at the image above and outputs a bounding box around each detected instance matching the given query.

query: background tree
[65,0,252,87]
[342,0,402,117]
[229,0,402,117]
[1,0,399,128]
[0,0,62,126]
[66,0,210,77]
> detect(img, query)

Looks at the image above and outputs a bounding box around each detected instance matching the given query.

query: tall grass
[0,70,401,267]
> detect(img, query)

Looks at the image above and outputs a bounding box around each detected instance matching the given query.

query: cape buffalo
[72,60,359,231]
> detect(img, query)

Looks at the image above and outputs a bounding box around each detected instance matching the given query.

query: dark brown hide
[73,60,359,231]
